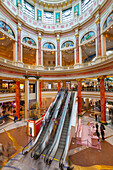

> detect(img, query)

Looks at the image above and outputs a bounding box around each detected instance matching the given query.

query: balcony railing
[0,54,112,72]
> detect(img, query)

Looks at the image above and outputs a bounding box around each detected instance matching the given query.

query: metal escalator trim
[30,93,60,155]
[60,92,77,166]
[33,92,65,155]
[47,92,71,160]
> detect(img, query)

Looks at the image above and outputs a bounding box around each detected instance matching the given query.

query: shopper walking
[100,123,105,141]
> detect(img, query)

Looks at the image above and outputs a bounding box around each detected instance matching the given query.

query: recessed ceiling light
[107,30,109,32]
[111,26,112,28]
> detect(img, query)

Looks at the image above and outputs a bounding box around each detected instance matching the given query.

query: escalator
[33,91,68,160]
[22,91,63,155]
[54,93,74,162]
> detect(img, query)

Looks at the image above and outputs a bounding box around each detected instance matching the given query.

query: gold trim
[65,1,67,6]
[95,18,100,24]
[38,37,41,41]
[48,4,50,8]
[52,4,54,8]
[57,4,59,9]
[61,3,63,8]
[34,0,36,3]
[97,76,106,80]
[75,33,79,37]
[43,3,45,7]
[39,1,41,6]
[100,120,107,124]
[57,38,60,42]
[17,27,22,32]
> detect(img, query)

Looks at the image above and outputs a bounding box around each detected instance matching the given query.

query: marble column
[36,49,38,66]
[36,80,39,109]
[13,41,17,62]
[95,18,101,57]
[100,77,106,124]
[25,78,29,120]
[39,81,42,108]
[77,80,82,116]
[58,81,61,91]
[57,36,60,66]
[74,48,76,65]
[16,81,20,119]
[101,34,106,57]
[17,26,22,62]
[38,36,42,66]
[75,33,79,64]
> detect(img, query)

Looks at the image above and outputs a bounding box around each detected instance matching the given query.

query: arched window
[22,37,36,46]
[104,12,113,29]
[61,41,74,48]
[0,21,15,38]
[43,42,55,50]
[81,31,95,43]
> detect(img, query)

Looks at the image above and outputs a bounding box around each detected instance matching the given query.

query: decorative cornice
[23,75,41,79]
[95,18,100,24]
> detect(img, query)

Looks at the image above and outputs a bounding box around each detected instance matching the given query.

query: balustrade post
[25,78,29,120]
[77,79,82,116]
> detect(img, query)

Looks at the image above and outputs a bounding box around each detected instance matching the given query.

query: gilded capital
[95,18,100,25]
[57,38,60,42]
[38,36,41,41]
[75,33,79,37]
[17,26,22,32]
[97,75,106,80]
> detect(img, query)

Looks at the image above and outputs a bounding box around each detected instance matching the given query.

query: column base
[15,61,23,67]
[100,120,107,125]
[55,66,62,70]
[37,65,44,70]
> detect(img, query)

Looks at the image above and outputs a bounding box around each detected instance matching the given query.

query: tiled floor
[0,113,113,169]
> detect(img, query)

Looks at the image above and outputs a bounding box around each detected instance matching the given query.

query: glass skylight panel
[62,8,72,23]
[43,11,54,24]
[23,0,35,19]
[82,0,93,13]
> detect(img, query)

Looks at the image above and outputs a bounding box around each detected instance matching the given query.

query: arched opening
[22,37,36,65]
[0,21,15,61]
[81,31,96,63]
[61,41,74,66]
[43,42,56,67]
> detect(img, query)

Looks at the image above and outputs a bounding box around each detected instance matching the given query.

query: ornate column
[25,78,29,120]
[101,34,106,57]
[17,26,22,62]
[36,49,38,66]
[39,81,42,108]
[95,18,101,57]
[99,76,107,124]
[77,79,82,116]
[36,80,39,109]
[75,33,79,64]
[13,41,17,62]
[56,34,61,67]
[63,80,66,89]
[16,80,20,119]
[38,33,42,66]
[74,48,76,65]
[58,81,61,91]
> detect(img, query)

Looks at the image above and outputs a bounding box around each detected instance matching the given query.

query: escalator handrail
[60,92,78,165]
[22,93,59,155]
[47,92,71,160]
[33,92,64,154]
